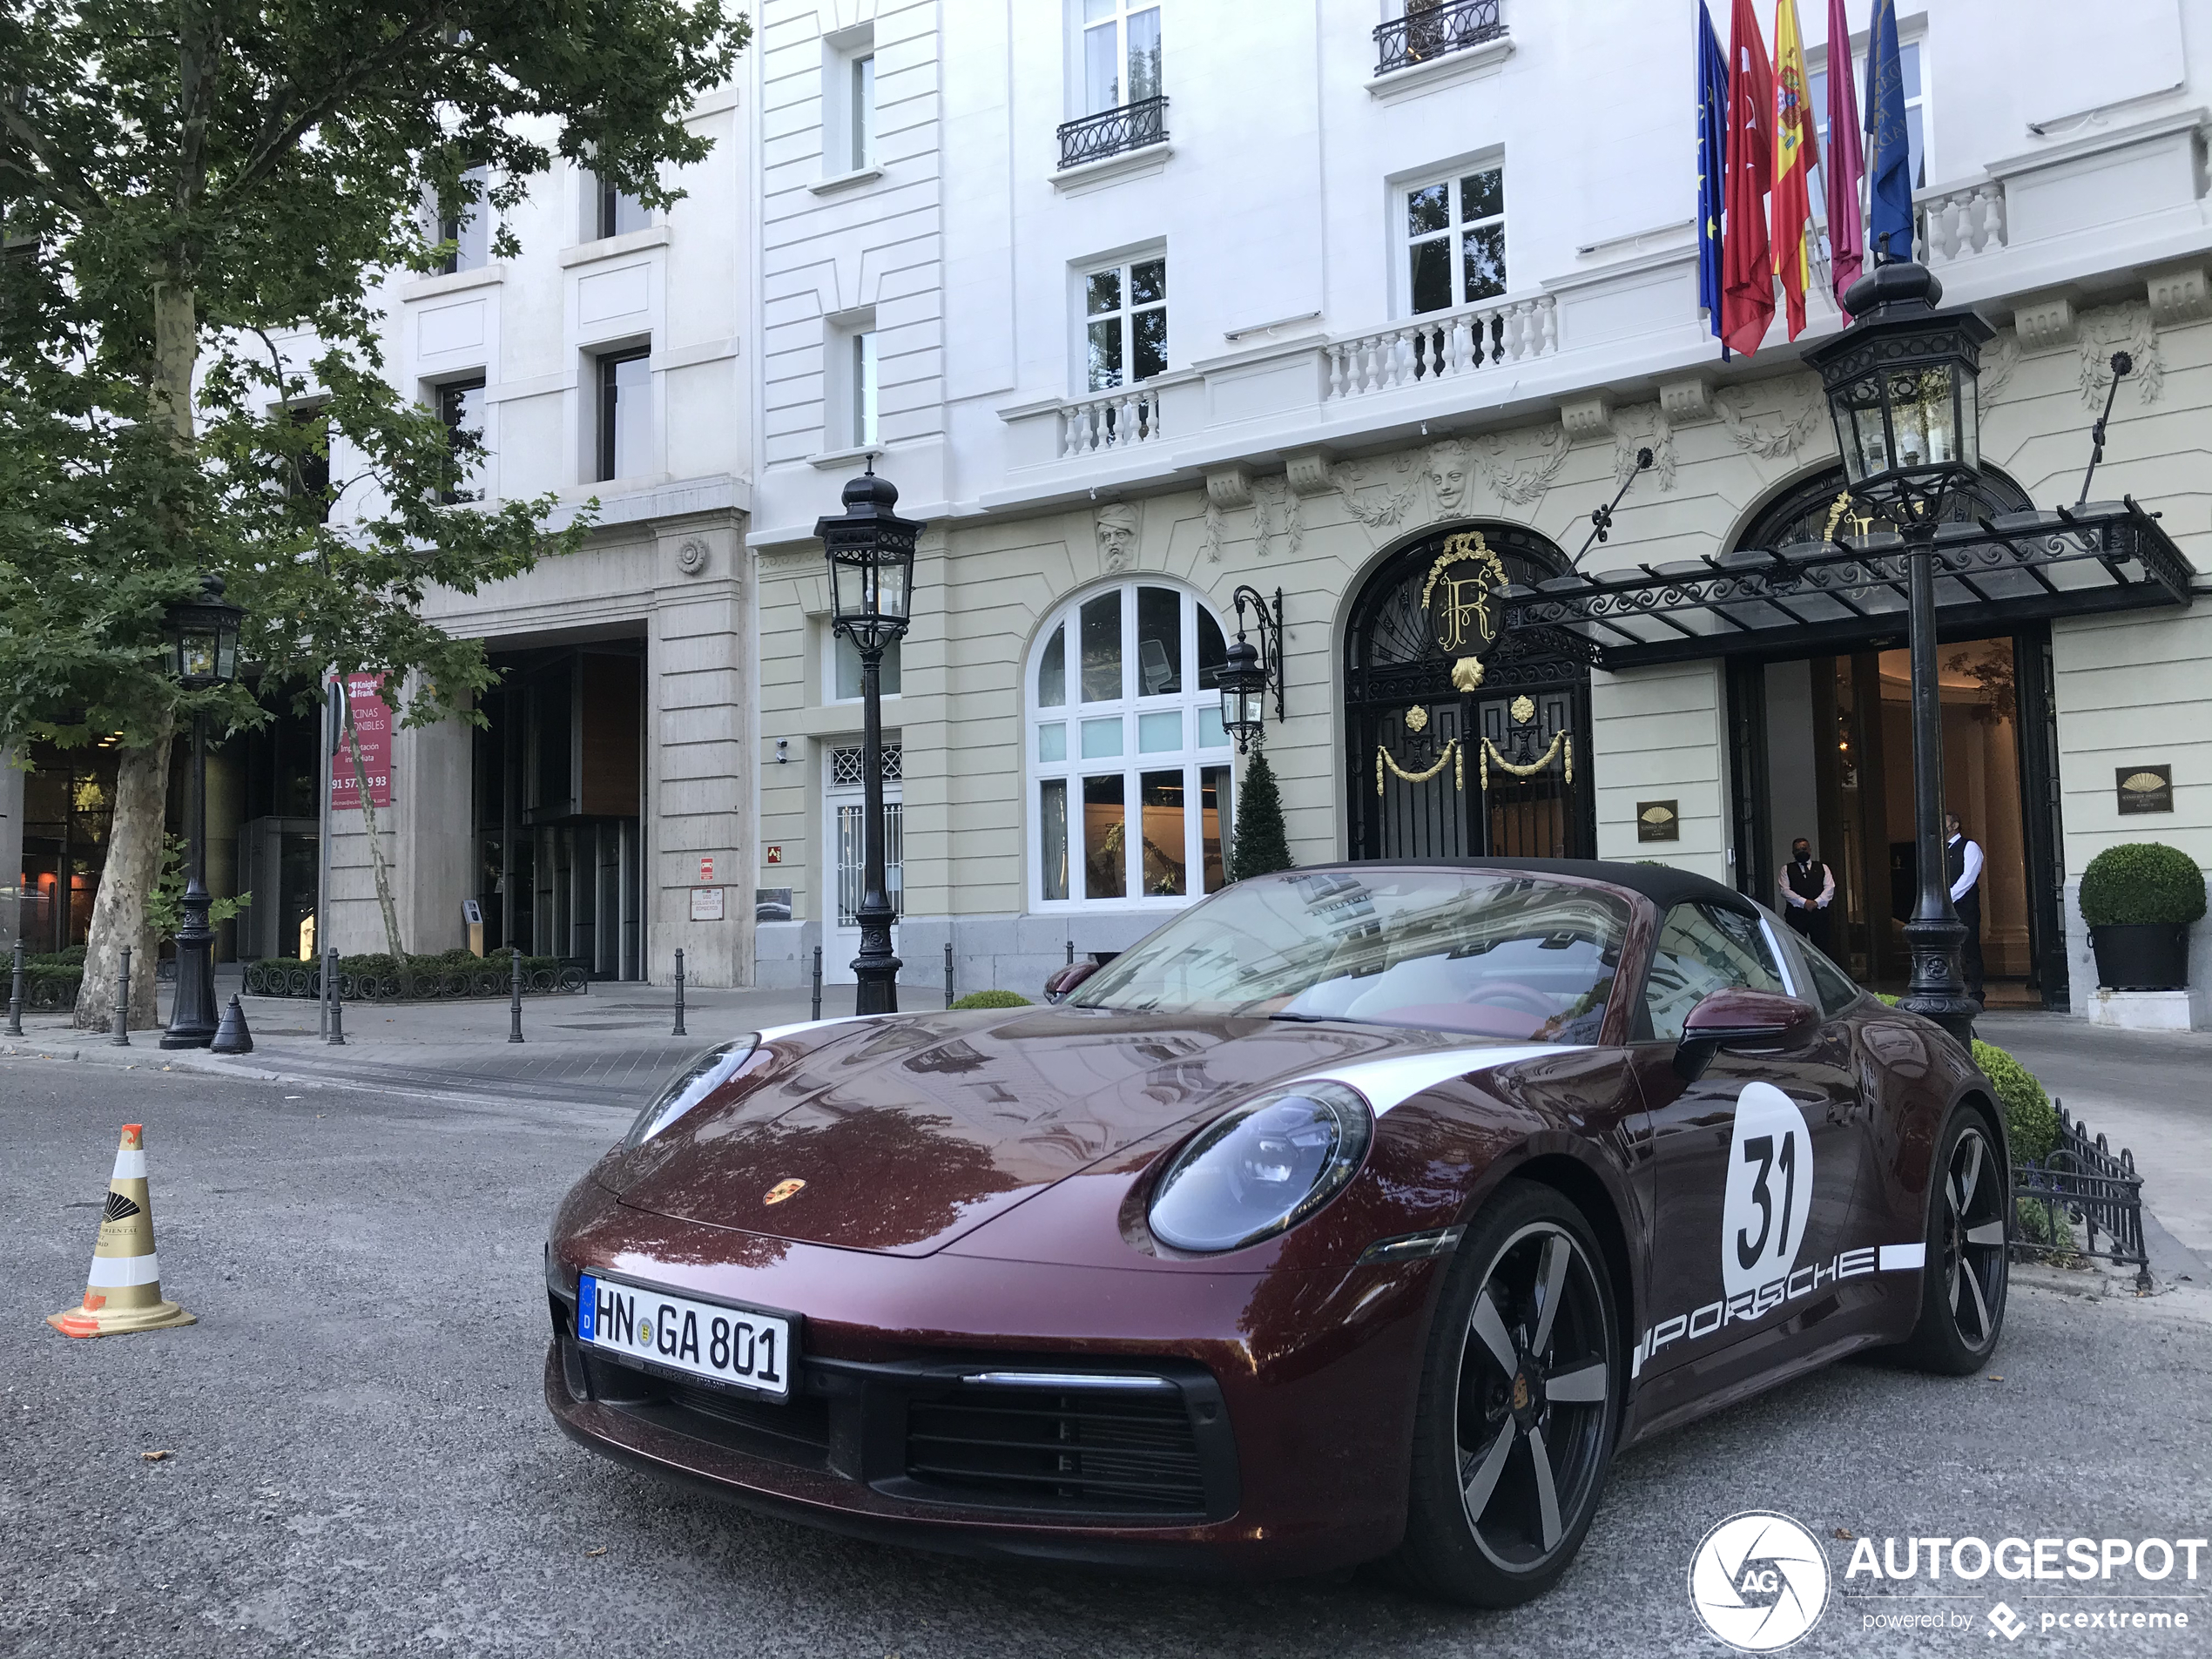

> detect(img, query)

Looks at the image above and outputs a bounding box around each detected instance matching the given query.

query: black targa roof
[1298,858,1758,918]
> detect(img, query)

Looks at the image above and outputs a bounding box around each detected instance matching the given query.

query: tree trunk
[342,696,409,974]
[75,725,175,1031]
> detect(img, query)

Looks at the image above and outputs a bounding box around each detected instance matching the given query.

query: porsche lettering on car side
[543,860,2008,1607]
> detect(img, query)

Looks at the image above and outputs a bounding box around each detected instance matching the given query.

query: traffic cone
[210,994,253,1055]
[47,1124,195,1338]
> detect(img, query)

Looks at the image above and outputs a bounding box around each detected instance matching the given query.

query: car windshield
[1068,868,1629,1042]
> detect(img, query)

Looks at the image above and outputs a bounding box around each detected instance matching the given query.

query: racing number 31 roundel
[1722,1083,1813,1298]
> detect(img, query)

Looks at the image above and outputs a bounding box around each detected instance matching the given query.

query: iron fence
[1057,96,1168,170]
[242,959,590,1001]
[1374,0,1504,77]
[2011,1099,2151,1290]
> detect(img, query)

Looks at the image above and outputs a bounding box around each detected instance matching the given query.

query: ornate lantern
[162,573,244,689]
[816,469,921,655]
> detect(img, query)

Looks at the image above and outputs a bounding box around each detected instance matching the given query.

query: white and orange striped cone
[46,1123,194,1338]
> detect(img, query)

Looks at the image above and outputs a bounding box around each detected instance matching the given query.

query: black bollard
[944,941,954,1009]
[1065,939,1075,967]
[672,948,687,1037]
[810,945,822,1022]
[111,947,131,1046]
[211,993,254,1055]
[508,948,524,1043]
[5,938,23,1037]
[324,947,346,1045]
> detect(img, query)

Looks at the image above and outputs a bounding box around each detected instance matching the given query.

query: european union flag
[1696,3,1730,356]
[1865,0,1913,262]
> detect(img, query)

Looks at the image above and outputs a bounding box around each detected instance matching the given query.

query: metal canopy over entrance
[1507,497,2193,671]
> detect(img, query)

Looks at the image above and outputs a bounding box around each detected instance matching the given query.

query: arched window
[1028,581,1235,909]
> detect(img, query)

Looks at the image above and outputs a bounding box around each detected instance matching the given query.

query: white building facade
[747,0,2212,1020]
[308,87,760,984]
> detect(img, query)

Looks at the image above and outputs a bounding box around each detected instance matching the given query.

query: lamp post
[815,467,922,1015]
[159,573,245,1049]
[1807,260,1992,1047]
[1217,585,1283,755]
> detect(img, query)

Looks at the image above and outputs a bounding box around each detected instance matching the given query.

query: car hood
[607,1007,1541,1256]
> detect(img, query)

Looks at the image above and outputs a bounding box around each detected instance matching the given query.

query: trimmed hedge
[1972,1039,2059,1164]
[244,946,584,1001]
[951,989,1032,1009]
[2079,841,2208,927]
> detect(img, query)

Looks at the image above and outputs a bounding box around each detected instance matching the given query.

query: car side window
[1798,940,1863,1017]
[1642,902,1787,1042]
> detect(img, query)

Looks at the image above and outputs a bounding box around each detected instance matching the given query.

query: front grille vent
[903,1386,1206,1516]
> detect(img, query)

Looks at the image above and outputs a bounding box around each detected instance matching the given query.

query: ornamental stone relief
[1608,403,1677,493]
[1094,500,1140,571]
[1711,375,1826,459]
[2077,303,2161,408]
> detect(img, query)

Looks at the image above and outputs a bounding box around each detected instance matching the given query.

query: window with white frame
[823,30,878,175]
[436,164,490,274]
[1081,0,1162,114]
[1029,581,1234,908]
[831,630,901,700]
[585,169,651,241]
[1405,163,1505,316]
[1083,255,1166,393]
[826,742,902,927]
[1807,38,1927,235]
[593,345,651,482]
[852,330,879,446]
[432,377,486,503]
[850,55,877,168]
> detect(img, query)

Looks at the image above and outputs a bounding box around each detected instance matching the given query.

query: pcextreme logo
[1689,1511,1832,1652]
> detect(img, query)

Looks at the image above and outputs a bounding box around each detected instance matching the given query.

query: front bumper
[543,1177,1441,1576]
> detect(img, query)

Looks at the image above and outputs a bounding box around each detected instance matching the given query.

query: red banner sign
[330,672,393,811]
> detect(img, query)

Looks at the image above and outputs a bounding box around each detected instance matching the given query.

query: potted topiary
[2078,841,2207,991]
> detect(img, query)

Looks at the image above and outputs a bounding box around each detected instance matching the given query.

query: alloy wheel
[1453,1221,1612,1572]
[1942,1123,2007,1350]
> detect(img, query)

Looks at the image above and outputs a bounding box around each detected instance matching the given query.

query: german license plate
[576,1273,793,1400]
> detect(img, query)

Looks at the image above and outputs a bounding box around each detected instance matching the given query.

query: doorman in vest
[1946,812,1986,1002]
[1777,837,1837,954]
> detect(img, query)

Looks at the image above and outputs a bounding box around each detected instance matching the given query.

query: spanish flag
[1770,0,1821,340]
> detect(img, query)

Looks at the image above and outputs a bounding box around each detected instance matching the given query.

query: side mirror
[1042,960,1099,1003]
[1674,988,1817,1082]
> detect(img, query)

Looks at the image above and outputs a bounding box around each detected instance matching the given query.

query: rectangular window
[591,172,652,241]
[288,403,332,521]
[1200,765,1231,893]
[1080,592,1123,699]
[853,331,879,448]
[832,631,901,700]
[851,55,876,169]
[1808,40,1926,236]
[437,165,489,275]
[595,347,651,482]
[1040,780,1069,900]
[1082,0,1162,114]
[434,378,486,503]
[1406,165,1505,316]
[1083,774,1126,900]
[1139,771,1185,896]
[1084,256,1167,393]
[836,800,904,927]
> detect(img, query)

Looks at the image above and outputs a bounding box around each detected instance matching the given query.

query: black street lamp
[1807,260,1992,1046]
[815,467,921,1015]
[159,573,244,1049]
[1217,585,1283,755]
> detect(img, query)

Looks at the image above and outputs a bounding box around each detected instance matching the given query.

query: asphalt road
[4,1056,2209,1659]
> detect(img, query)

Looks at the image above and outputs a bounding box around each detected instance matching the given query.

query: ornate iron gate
[1347,524,1594,862]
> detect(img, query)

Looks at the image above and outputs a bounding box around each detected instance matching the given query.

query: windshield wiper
[1266,1010,1337,1023]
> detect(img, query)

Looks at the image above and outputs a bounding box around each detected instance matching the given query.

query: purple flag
[1824,0,1865,311]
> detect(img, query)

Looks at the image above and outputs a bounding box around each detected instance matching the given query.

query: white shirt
[1948,834,1984,903]
[1779,858,1835,909]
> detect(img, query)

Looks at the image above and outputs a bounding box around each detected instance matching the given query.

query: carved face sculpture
[1095,502,1139,570]
[1426,440,1470,516]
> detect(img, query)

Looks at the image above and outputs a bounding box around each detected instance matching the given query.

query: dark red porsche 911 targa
[543,860,2009,1605]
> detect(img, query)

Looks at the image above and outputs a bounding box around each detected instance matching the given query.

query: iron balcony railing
[1374,0,1505,77]
[1057,95,1169,171]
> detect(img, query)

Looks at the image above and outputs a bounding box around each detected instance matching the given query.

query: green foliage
[144,835,251,942]
[2079,842,2208,927]
[951,990,1032,1009]
[1227,750,1295,881]
[1972,1039,2060,1164]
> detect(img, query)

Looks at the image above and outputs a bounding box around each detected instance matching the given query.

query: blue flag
[1696,3,1730,356]
[1865,0,1913,262]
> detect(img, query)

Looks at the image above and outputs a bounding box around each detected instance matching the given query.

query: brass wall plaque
[2116,765,2173,814]
[1636,800,1681,843]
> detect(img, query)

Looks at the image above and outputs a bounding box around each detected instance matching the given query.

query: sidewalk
[0,969,873,1112]
[1977,1011,2212,1267]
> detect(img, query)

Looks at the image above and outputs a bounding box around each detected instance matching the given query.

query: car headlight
[624,1036,760,1149]
[1147,1082,1372,1253]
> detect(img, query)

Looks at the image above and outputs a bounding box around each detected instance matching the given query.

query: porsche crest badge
[764,1178,806,1206]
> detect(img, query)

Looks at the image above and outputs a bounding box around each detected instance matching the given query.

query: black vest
[1784,858,1827,902]
[1946,837,1968,890]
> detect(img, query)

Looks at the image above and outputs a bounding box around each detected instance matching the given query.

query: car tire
[1391,1180,1621,1608]
[1891,1105,2009,1375]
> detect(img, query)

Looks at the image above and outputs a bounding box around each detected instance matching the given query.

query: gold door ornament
[1477,731,1572,791]
[1421,532,1508,694]
[1376,738,1465,796]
